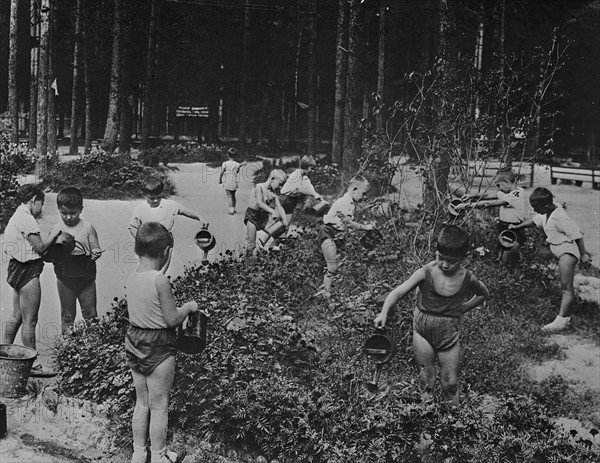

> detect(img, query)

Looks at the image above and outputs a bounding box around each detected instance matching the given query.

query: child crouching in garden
[125,222,198,463]
[509,187,591,332]
[374,225,489,403]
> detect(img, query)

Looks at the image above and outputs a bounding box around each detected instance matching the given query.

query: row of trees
[1,0,598,180]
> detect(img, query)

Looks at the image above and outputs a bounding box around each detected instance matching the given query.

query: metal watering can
[311,198,330,217]
[363,328,397,392]
[177,310,208,355]
[498,229,518,249]
[42,232,75,263]
[264,220,287,240]
[194,225,216,265]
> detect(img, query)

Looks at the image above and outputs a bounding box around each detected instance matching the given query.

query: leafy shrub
[41,151,176,199]
[139,143,228,167]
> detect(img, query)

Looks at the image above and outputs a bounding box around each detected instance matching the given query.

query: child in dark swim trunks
[51,187,103,333]
[125,222,198,463]
[374,225,489,403]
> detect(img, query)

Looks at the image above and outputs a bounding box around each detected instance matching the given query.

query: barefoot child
[51,187,102,333]
[318,175,373,298]
[218,148,242,215]
[125,222,197,463]
[2,184,62,376]
[509,187,591,332]
[374,225,489,403]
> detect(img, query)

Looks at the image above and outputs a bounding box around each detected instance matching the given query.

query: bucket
[42,233,75,263]
[363,329,396,393]
[0,344,37,398]
[177,311,208,355]
[265,220,287,239]
[311,199,330,217]
[194,228,216,265]
[498,229,518,249]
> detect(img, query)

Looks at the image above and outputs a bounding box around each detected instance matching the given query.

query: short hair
[529,187,553,208]
[349,175,370,190]
[141,176,164,196]
[134,222,173,258]
[269,169,287,183]
[17,184,44,204]
[227,147,238,158]
[436,225,469,259]
[496,166,517,182]
[300,155,317,170]
[57,187,83,209]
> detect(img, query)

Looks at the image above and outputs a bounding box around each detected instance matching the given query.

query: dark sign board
[176,106,209,117]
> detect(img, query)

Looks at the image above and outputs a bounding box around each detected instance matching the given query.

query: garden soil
[1,160,598,461]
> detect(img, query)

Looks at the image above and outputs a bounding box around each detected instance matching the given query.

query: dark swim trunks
[317,224,345,248]
[125,325,177,375]
[244,207,270,231]
[54,255,97,296]
[7,258,44,291]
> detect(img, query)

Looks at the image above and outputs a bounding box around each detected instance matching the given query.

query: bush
[41,151,176,199]
[138,143,229,167]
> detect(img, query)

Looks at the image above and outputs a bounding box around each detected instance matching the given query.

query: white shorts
[550,241,580,260]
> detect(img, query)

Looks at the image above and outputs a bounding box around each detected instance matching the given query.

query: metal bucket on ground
[311,199,330,216]
[0,344,37,398]
[194,227,216,265]
[363,329,396,392]
[177,311,208,355]
[498,229,518,249]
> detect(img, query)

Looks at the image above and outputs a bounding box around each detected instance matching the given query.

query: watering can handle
[201,223,209,230]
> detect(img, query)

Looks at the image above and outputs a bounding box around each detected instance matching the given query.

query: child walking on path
[2,184,62,377]
[51,187,103,333]
[318,176,373,298]
[458,167,530,265]
[125,222,198,463]
[218,148,242,215]
[374,225,489,403]
[128,176,209,238]
[509,187,591,332]
[243,169,288,256]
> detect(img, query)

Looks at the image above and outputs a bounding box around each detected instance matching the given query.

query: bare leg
[246,222,258,255]
[320,238,338,297]
[57,279,78,334]
[130,367,150,450]
[2,289,23,344]
[17,278,41,349]
[557,253,577,317]
[412,331,436,398]
[147,356,175,453]
[437,342,461,403]
[78,281,98,322]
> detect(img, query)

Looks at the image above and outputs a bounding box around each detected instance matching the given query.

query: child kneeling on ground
[374,225,489,403]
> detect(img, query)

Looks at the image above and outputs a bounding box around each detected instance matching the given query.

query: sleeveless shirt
[126,270,169,329]
[416,264,473,318]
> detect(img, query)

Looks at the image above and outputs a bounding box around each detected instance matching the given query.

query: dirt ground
[1,160,598,461]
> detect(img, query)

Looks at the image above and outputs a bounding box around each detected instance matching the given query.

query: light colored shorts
[550,241,580,260]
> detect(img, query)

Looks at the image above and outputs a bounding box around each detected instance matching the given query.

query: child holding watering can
[509,187,591,332]
[374,225,489,403]
[125,222,198,463]
[218,147,242,215]
[318,175,373,299]
[456,167,529,266]
[243,169,288,256]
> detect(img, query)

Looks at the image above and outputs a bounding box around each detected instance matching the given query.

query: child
[243,169,288,256]
[218,147,241,215]
[128,176,209,238]
[374,225,489,403]
[125,222,197,463]
[2,184,62,377]
[51,187,102,333]
[318,175,373,298]
[458,167,529,265]
[509,187,591,332]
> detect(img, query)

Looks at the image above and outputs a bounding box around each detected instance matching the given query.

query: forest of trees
[1,0,599,177]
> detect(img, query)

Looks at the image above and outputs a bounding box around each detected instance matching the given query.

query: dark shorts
[413,307,460,352]
[318,224,345,248]
[55,256,97,296]
[7,259,44,291]
[279,194,300,215]
[244,207,270,231]
[125,325,177,375]
[498,221,526,247]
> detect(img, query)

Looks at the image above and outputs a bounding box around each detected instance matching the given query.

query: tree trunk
[29,0,39,148]
[332,0,348,166]
[306,0,318,157]
[83,7,93,155]
[343,0,361,175]
[69,0,84,156]
[288,2,302,152]
[375,0,385,132]
[35,0,50,178]
[47,1,57,160]
[141,0,158,150]
[239,0,251,156]
[102,0,123,154]
[8,0,19,143]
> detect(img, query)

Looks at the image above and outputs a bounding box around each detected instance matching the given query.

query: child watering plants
[125,222,198,463]
[374,225,489,403]
[509,187,591,332]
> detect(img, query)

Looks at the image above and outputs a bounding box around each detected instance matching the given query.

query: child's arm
[27,228,62,255]
[374,268,426,328]
[88,224,103,261]
[128,212,141,239]
[255,185,278,216]
[179,207,209,227]
[339,214,373,231]
[509,217,536,230]
[273,196,288,225]
[156,274,198,327]
[575,238,591,265]
[218,163,225,184]
[160,247,173,274]
[460,276,490,315]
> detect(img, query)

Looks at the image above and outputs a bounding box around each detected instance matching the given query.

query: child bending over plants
[509,187,591,332]
[125,222,198,463]
[374,225,489,403]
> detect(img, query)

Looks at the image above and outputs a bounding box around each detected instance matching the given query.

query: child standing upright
[2,184,62,376]
[318,175,373,298]
[51,187,102,333]
[509,187,591,332]
[128,176,209,238]
[374,225,489,403]
[125,222,197,463]
[243,169,288,256]
[218,148,242,215]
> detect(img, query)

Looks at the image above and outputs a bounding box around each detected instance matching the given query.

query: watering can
[42,232,75,263]
[311,198,330,217]
[264,219,287,240]
[194,225,216,265]
[363,328,396,392]
[177,310,208,355]
[498,229,518,249]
